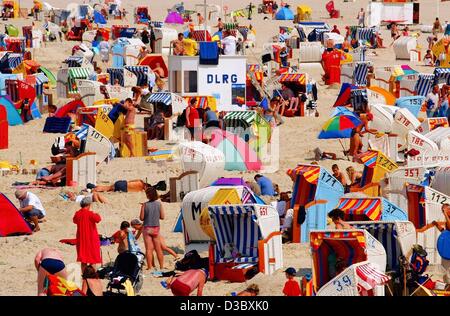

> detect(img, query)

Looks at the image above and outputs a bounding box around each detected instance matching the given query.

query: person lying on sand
[35,248,67,296]
[164,269,208,296]
[63,191,108,204]
[89,180,150,193]
[237,284,260,296]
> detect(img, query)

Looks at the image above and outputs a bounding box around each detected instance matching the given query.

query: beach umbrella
[318,114,362,139]
[164,11,184,24]
[318,113,362,160]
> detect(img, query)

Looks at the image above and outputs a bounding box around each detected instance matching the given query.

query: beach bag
[175,250,208,271]
[410,244,429,275]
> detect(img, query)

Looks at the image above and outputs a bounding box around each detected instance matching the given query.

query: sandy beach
[0,0,449,296]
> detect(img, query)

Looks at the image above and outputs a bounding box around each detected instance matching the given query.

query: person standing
[433,17,443,36]
[140,187,165,271]
[73,197,102,273]
[425,85,441,117]
[185,98,200,140]
[283,267,301,296]
[35,248,67,296]
[221,30,237,56]
[123,98,136,157]
[321,39,342,86]
[197,13,204,25]
[357,8,365,28]
[247,2,253,20]
[182,33,198,56]
[15,190,46,232]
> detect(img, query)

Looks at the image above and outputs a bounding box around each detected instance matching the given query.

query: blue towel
[199,42,219,65]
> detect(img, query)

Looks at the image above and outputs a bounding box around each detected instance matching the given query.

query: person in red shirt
[282,267,301,296]
[321,39,342,86]
[185,98,201,140]
[73,197,102,273]
[331,25,340,34]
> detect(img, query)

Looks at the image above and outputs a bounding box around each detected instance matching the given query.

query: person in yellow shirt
[183,33,198,56]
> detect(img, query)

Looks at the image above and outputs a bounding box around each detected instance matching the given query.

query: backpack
[410,244,429,275]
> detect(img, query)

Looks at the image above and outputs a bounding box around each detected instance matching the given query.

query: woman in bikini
[81,265,103,296]
[140,187,165,270]
[35,248,68,296]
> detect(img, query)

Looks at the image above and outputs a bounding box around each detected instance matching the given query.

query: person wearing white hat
[15,190,46,232]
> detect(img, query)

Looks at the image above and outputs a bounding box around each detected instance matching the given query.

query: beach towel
[199,42,219,65]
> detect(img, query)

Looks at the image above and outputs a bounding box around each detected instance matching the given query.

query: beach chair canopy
[337,198,382,221]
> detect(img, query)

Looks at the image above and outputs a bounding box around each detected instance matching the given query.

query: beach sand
[0,0,448,295]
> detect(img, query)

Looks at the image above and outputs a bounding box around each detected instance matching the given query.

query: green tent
[39,67,57,88]
[6,25,19,37]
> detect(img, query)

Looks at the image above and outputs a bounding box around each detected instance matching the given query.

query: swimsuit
[114,180,128,192]
[40,258,65,274]
[124,124,135,136]
[144,226,160,237]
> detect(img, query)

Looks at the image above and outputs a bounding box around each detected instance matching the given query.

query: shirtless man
[328,209,353,230]
[123,98,136,157]
[348,109,377,159]
[332,164,346,186]
[35,248,68,296]
[171,33,185,56]
[153,62,166,79]
[90,179,150,193]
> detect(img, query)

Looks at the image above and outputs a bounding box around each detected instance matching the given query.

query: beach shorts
[40,258,65,274]
[24,208,45,219]
[170,279,191,296]
[36,168,50,180]
[144,226,160,237]
[114,180,128,192]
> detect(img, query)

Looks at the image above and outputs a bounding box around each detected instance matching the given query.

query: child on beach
[282,267,301,296]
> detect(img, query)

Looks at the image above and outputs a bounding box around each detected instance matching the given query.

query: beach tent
[0,104,7,149]
[310,230,387,295]
[350,221,416,272]
[275,7,294,20]
[336,197,408,222]
[207,204,282,282]
[0,193,32,236]
[178,141,225,188]
[181,185,259,252]
[354,150,398,196]
[287,164,345,243]
[406,184,450,264]
[223,110,271,157]
[164,11,184,24]
[209,129,262,172]
[0,96,22,126]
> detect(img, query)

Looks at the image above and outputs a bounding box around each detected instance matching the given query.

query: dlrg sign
[206,74,238,84]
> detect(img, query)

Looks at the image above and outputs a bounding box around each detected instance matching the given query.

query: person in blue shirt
[254,174,276,196]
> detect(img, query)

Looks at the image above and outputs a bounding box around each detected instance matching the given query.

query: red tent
[0,193,32,237]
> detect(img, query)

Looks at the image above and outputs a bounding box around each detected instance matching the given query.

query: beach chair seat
[216,258,234,263]
[232,263,257,270]
[234,257,259,264]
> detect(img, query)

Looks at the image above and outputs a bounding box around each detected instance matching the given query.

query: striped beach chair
[107,68,124,86]
[123,66,149,86]
[351,88,368,112]
[434,67,450,85]
[354,62,370,86]
[414,73,435,97]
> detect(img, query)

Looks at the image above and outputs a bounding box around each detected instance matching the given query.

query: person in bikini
[89,180,150,193]
[35,248,68,296]
[123,98,137,157]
